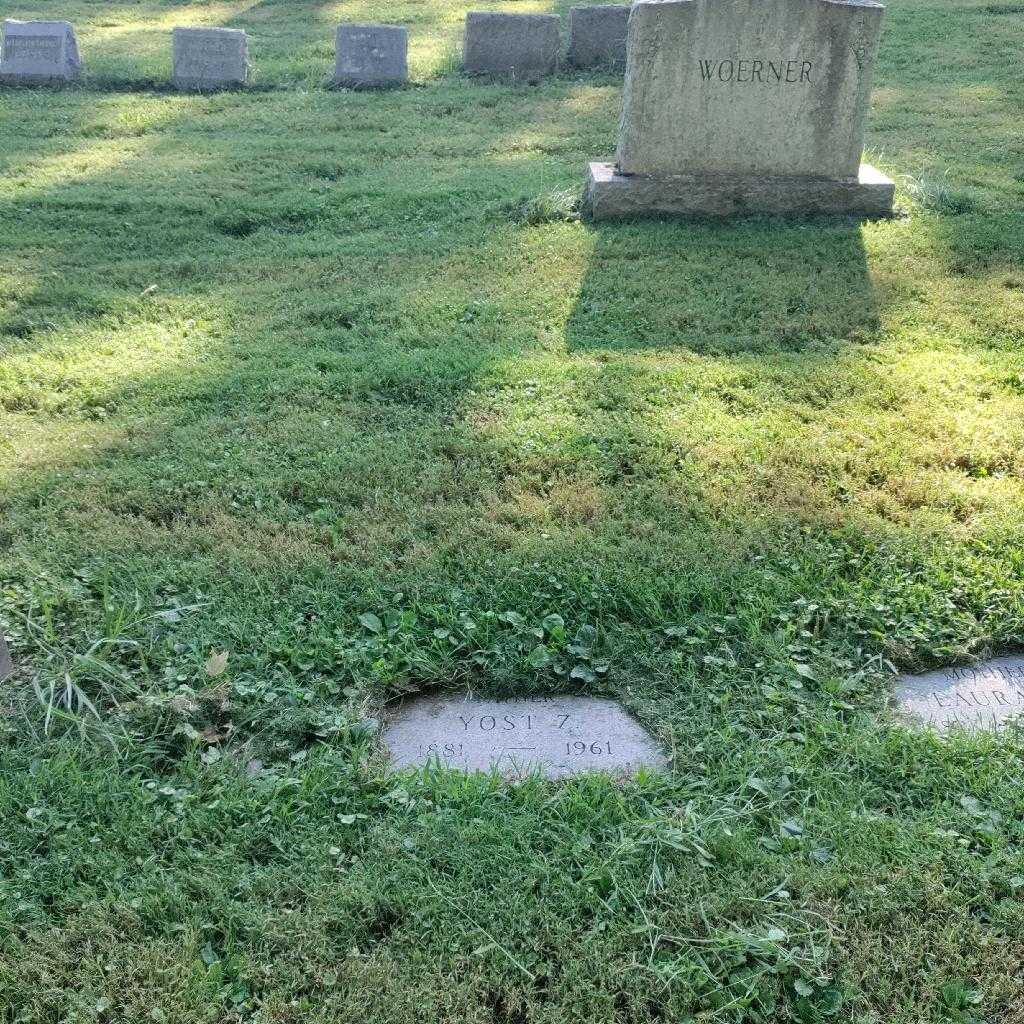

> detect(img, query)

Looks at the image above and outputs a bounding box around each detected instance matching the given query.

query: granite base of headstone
[587,162,895,219]
[585,0,895,220]
[333,24,408,88]
[0,633,12,681]
[0,19,81,85]
[567,6,630,69]
[383,695,667,780]
[463,12,560,81]
[895,656,1024,734]
[172,27,248,91]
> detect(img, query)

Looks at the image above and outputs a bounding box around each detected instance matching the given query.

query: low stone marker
[333,24,408,88]
[585,0,895,219]
[567,5,629,69]
[172,27,248,90]
[895,657,1024,734]
[463,12,560,80]
[383,696,666,780]
[0,19,81,85]
[0,633,11,680]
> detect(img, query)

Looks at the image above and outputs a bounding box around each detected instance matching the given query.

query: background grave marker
[567,5,630,69]
[463,12,560,80]
[172,27,248,90]
[383,695,666,779]
[333,24,407,88]
[0,19,81,85]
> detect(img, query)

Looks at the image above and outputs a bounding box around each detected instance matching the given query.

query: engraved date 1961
[566,740,613,756]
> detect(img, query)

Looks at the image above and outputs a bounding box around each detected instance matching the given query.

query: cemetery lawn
[3,0,1024,1021]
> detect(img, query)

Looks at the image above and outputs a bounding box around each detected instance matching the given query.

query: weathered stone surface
[895,657,1024,734]
[333,24,407,87]
[586,160,894,218]
[383,696,667,780]
[0,20,81,85]
[567,5,630,69]
[618,0,885,179]
[172,27,248,90]
[463,12,560,80]
[0,634,11,681]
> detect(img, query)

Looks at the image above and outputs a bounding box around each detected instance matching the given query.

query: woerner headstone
[383,696,667,780]
[586,0,896,219]
[172,27,248,90]
[0,20,81,85]
[895,656,1024,734]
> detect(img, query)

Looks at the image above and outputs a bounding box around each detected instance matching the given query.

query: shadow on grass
[1,11,1022,714]
[566,217,881,355]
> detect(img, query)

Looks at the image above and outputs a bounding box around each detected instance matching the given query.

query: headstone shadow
[565,218,881,355]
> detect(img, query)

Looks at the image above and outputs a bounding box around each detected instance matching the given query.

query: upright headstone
[333,24,408,88]
[567,6,630,69]
[0,20,81,85]
[463,12,560,80]
[0,633,12,681]
[585,0,895,219]
[172,27,248,90]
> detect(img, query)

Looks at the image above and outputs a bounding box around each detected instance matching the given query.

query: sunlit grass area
[2,0,1024,1021]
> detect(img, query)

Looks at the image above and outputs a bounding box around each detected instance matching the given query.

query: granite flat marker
[383,695,667,780]
[895,656,1024,734]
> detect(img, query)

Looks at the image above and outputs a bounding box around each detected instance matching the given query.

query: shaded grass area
[2,0,1024,1021]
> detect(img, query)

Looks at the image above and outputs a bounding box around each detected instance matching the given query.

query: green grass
[2,0,1024,1020]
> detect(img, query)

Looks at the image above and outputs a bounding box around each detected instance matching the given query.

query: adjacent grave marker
[895,657,1024,734]
[333,23,408,88]
[464,12,560,80]
[0,19,81,85]
[586,0,895,218]
[172,27,248,90]
[567,5,630,69]
[0,634,11,681]
[383,696,667,780]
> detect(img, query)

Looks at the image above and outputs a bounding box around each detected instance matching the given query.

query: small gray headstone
[0,633,11,681]
[333,24,408,88]
[463,12,560,80]
[567,6,629,69]
[0,19,81,85]
[585,0,895,219]
[383,696,667,780]
[895,657,1024,734]
[172,27,248,90]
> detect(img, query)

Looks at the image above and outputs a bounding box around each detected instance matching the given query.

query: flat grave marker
[895,656,1024,734]
[567,5,630,69]
[586,0,895,218]
[172,27,248,90]
[334,24,408,88]
[0,634,11,681]
[464,12,560,80]
[383,695,667,780]
[0,19,81,85]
